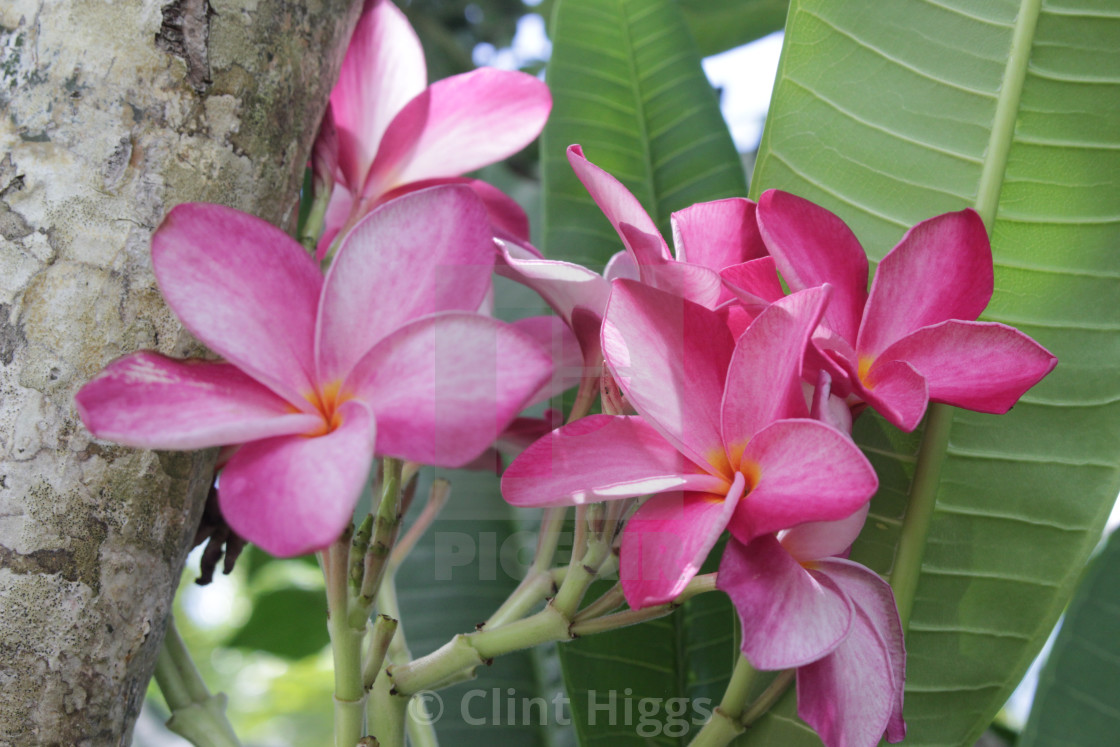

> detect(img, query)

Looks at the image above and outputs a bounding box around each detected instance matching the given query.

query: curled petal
[875,320,1057,414]
[567,145,670,262]
[75,352,322,450]
[152,203,322,405]
[859,358,930,432]
[345,313,552,467]
[502,415,726,507]
[495,241,612,330]
[816,558,906,743]
[719,535,852,669]
[218,400,376,557]
[621,478,745,609]
[859,208,992,360]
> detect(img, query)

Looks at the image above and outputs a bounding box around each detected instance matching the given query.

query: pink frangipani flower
[316,0,552,256]
[502,280,878,607]
[755,190,1057,431]
[718,510,906,747]
[76,186,552,557]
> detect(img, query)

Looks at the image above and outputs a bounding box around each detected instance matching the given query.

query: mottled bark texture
[0,0,362,743]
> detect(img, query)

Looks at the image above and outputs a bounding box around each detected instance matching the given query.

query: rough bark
[0,0,362,743]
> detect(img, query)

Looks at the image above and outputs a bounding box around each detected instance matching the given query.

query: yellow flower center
[304,380,349,436]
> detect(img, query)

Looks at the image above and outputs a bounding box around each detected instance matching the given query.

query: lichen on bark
[0,0,363,742]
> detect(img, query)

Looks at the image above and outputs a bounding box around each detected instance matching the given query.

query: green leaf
[1019,530,1120,746]
[541,0,747,268]
[677,0,789,57]
[742,0,1120,744]
[226,589,329,660]
[559,546,739,746]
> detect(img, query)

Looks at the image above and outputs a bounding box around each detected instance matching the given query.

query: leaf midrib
[887,0,1045,631]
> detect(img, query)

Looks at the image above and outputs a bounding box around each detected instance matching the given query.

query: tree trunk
[0,0,362,742]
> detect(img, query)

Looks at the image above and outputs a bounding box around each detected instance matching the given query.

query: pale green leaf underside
[746,0,1120,745]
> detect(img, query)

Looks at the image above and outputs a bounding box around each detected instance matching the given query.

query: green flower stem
[551,505,612,618]
[686,709,744,746]
[368,666,408,747]
[485,506,567,629]
[390,602,573,696]
[571,582,625,623]
[570,574,717,636]
[390,478,451,567]
[363,614,400,692]
[688,656,795,747]
[357,458,404,620]
[484,567,558,630]
[566,370,600,423]
[325,528,368,747]
[718,654,760,722]
[154,616,241,747]
[298,186,331,256]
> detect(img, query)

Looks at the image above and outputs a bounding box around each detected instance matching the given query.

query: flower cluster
[73,3,1057,746]
[500,146,1055,744]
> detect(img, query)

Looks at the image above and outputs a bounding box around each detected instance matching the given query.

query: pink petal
[635,250,725,309]
[756,190,868,344]
[858,358,930,432]
[152,203,322,405]
[75,352,323,450]
[344,313,552,467]
[620,478,745,609]
[372,176,532,242]
[317,186,495,383]
[779,504,870,563]
[721,287,829,463]
[603,250,640,282]
[366,68,551,198]
[859,208,992,360]
[331,0,427,190]
[731,419,878,543]
[670,198,766,269]
[874,320,1057,414]
[567,145,670,263]
[815,558,907,743]
[495,241,612,329]
[720,257,787,314]
[501,415,727,507]
[602,281,735,475]
[512,315,585,405]
[718,535,852,669]
[218,400,376,557]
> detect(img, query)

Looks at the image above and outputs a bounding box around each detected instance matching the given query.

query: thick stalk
[154,617,241,747]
